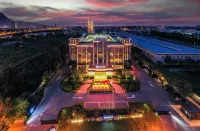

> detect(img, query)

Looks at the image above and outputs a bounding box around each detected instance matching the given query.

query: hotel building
[69,34,132,79]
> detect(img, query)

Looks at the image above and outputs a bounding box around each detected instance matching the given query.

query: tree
[175,79,193,97]
[63,85,73,92]
[115,69,122,78]
[74,84,81,90]
[121,83,129,90]
[13,98,29,117]
[71,68,86,80]
[0,97,29,131]
[128,83,135,91]
[60,108,72,120]
[123,69,130,79]
[125,62,131,69]
[167,76,193,97]
[164,56,172,63]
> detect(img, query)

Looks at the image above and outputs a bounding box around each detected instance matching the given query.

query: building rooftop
[77,34,123,45]
[80,34,117,42]
[181,102,200,113]
[117,32,200,54]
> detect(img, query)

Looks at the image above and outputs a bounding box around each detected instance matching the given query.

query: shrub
[121,83,129,90]
[74,84,81,89]
[83,76,89,81]
[63,85,73,92]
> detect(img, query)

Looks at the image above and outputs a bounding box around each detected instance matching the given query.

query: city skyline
[0,0,200,26]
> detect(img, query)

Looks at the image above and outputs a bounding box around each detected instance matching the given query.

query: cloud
[190,0,200,4]
[85,0,149,8]
[0,1,199,26]
[191,0,200,2]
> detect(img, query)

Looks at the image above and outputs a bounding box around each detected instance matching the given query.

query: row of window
[70,40,78,43]
[161,56,199,59]
[121,40,131,44]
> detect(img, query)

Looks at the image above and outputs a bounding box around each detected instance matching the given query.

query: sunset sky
[0,0,199,26]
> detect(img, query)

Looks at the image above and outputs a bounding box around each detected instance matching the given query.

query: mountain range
[0,12,12,28]
[0,12,48,29]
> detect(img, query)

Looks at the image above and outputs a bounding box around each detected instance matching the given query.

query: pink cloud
[85,0,149,8]
[191,0,200,2]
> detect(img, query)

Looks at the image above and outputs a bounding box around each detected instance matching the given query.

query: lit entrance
[94,72,107,80]
[103,115,114,121]
[88,84,114,93]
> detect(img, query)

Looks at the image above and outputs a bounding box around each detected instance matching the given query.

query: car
[154,78,163,84]
[144,69,150,74]
[144,64,149,69]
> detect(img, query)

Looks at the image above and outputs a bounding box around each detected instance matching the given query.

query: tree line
[0,34,71,131]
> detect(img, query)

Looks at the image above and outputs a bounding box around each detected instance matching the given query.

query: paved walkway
[77,84,91,93]
[171,105,200,126]
[187,97,200,109]
[112,84,124,93]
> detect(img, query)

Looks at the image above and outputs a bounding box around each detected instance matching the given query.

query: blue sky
[0,0,199,26]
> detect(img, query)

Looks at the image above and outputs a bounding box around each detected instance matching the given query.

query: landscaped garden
[57,102,163,131]
[61,68,86,92]
[61,77,83,92]
[113,68,141,92]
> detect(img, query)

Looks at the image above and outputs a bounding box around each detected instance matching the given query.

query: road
[131,60,194,131]
[25,62,198,131]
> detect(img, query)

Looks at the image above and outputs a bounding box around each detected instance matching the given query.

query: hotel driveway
[25,63,198,131]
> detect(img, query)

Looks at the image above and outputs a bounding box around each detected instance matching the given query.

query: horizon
[0,0,200,26]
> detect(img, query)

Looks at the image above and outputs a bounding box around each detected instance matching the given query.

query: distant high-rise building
[88,17,94,34]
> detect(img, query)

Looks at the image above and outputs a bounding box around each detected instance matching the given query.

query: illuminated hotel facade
[69,34,132,71]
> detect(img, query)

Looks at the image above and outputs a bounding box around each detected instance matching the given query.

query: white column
[126,46,128,60]
[124,46,126,61]
[77,47,79,63]
[81,47,82,63]
[129,45,131,60]
[123,46,124,62]
[114,47,115,64]
[118,46,119,63]
[103,42,104,63]
[106,46,108,64]
[86,47,87,63]
[127,46,129,60]
[93,44,94,63]
[97,42,99,63]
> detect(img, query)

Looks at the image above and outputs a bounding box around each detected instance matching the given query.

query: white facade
[133,44,200,63]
